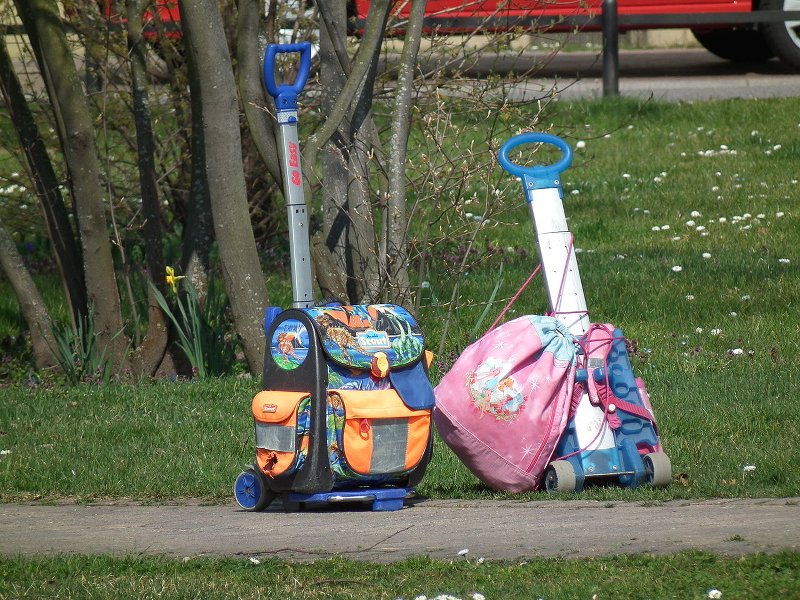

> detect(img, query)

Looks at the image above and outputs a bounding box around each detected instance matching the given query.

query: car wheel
[760,0,800,70]
[691,27,775,62]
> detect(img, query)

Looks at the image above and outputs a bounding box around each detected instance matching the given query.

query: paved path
[2,497,798,562]
[414,48,800,101]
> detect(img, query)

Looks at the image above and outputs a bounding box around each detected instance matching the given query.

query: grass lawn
[1,95,799,598]
[1,551,799,599]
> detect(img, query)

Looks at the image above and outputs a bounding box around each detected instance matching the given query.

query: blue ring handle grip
[263,42,312,110]
[498,133,573,179]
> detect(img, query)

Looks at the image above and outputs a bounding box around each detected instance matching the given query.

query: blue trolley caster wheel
[234,467,275,511]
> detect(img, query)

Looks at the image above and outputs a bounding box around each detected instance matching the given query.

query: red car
[354,0,800,70]
[104,1,800,70]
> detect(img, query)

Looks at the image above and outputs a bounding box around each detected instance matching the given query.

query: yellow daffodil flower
[165,266,185,294]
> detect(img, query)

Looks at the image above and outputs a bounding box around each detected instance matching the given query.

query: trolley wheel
[234,467,275,511]
[643,452,672,488]
[544,460,577,493]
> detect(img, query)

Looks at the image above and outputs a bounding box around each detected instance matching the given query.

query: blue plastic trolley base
[286,487,414,512]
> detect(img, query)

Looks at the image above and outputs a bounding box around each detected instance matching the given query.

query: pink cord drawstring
[488,232,589,333]
[487,264,542,333]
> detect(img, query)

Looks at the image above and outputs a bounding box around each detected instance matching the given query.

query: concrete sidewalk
[2,497,798,562]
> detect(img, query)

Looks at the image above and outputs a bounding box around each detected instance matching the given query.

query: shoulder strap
[587,375,654,423]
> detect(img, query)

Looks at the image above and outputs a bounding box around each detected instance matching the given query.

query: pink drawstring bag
[433,315,578,492]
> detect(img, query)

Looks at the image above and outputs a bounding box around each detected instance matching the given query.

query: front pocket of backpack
[251,390,311,478]
[330,389,431,477]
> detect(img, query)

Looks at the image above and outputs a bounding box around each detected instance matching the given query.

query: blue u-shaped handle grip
[498,133,573,195]
[263,42,312,111]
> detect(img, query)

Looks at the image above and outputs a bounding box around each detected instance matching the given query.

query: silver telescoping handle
[264,42,314,308]
[277,118,313,308]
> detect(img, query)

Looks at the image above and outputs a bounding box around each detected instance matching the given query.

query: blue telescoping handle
[263,42,312,111]
[498,133,573,199]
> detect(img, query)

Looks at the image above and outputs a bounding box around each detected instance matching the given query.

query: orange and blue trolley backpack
[233,43,435,512]
[236,303,435,512]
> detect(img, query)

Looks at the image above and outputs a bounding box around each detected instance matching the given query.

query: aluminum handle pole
[526,186,590,336]
[499,133,610,453]
[277,115,314,308]
[263,43,314,308]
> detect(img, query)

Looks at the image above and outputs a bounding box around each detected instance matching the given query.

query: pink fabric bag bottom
[434,315,578,492]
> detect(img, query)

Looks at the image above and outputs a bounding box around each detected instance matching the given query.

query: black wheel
[543,460,577,493]
[761,0,800,70]
[234,467,275,512]
[691,27,775,62]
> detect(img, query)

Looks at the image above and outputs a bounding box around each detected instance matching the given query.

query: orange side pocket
[331,389,431,477]
[251,390,310,478]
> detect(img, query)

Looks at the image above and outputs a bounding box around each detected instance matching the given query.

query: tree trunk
[178,0,213,298]
[0,219,57,370]
[236,0,283,189]
[385,0,429,304]
[0,35,87,327]
[126,0,170,376]
[178,0,269,375]
[235,0,283,249]
[315,0,391,303]
[15,0,129,369]
[318,2,356,301]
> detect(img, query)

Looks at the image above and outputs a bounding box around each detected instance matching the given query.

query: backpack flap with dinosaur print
[303,304,426,370]
[303,304,435,411]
